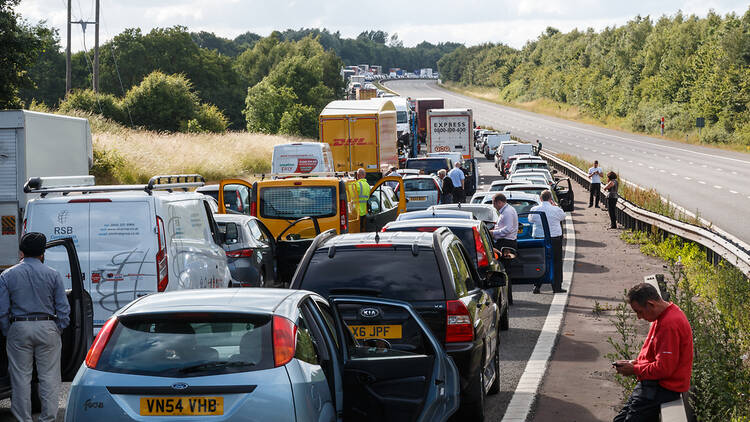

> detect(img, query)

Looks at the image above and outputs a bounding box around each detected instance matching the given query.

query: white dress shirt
[491,203,518,241]
[529,201,566,238]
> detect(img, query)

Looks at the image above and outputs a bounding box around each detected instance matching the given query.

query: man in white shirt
[448,162,466,203]
[490,193,518,250]
[588,160,604,208]
[529,190,567,294]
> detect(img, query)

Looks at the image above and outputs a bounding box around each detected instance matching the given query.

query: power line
[99,0,134,126]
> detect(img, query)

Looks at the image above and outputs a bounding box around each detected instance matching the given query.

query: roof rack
[24,174,205,197]
[270,171,352,180]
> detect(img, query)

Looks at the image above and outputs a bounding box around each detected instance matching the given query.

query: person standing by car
[448,161,466,203]
[588,160,604,208]
[490,193,518,251]
[356,168,371,232]
[529,190,567,294]
[0,233,70,422]
[385,166,400,190]
[613,283,693,422]
[437,169,454,204]
[603,171,619,229]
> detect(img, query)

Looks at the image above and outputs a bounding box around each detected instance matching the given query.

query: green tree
[0,0,46,108]
[121,71,198,132]
[244,82,297,133]
[278,104,318,138]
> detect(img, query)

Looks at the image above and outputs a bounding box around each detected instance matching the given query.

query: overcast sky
[17,0,749,52]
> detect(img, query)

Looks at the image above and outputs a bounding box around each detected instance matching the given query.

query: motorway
[386,79,750,244]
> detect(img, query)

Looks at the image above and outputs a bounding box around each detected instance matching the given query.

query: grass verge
[440,82,750,155]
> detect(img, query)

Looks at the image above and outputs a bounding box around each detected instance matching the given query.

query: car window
[405,178,438,191]
[508,199,537,214]
[95,314,273,377]
[295,312,320,366]
[246,220,268,243]
[260,186,336,220]
[446,248,468,297]
[300,248,445,301]
[451,242,475,291]
[481,226,495,260]
[311,299,340,349]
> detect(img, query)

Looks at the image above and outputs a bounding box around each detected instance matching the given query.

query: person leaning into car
[528,190,567,294]
[613,283,693,422]
[490,193,518,251]
[0,232,70,422]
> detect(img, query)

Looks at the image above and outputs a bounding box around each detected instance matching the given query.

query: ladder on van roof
[23,174,205,197]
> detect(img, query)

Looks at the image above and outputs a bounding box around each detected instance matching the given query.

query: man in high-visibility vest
[356,168,371,231]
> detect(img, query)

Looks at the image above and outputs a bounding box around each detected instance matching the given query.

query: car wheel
[463,366,486,421]
[258,271,265,288]
[508,280,514,305]
[488,342,501,395]
[500,301,510,331]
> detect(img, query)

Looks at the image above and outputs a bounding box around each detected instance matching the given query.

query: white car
[23,175,231,328]
[402,175,443,211]
[428,203,500,229]
[511,169,555,185]
[509,159,550,174]
[489,180,524,192]
[508,175,550,186]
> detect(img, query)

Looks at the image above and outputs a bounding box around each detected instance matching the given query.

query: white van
[23,175,231,327]
[497,143,535,175]
[271,142,334,175]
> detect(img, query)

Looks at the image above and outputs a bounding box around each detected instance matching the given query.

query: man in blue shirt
[0,232,70,422]
[448,161,466,203]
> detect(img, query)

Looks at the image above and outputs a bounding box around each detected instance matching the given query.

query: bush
[121,71,198,132]
[194,103,228,133]
[59,89,125,123]
[244,82,297,133]
[278,104,318,138]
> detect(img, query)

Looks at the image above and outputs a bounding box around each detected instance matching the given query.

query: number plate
[140,397,223,416]
[410,196,427,201]
[349,324,402,339]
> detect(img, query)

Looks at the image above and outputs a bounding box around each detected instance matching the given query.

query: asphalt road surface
[0,157,557,421]
[386,79,750,244]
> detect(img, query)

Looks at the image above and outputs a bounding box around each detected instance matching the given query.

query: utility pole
[66,0,71,95]
[93,0,100,92]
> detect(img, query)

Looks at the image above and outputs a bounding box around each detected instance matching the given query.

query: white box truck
[0,110,92,271]
[427,108,474,160]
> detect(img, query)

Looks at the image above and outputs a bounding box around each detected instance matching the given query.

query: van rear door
[88,200,155,326]
[350,117,378,172]
[321,117,352,172]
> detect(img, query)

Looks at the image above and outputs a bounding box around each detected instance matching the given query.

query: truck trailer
[319,99,398,182]
[415,98,444,152]
[426,108,474,160]
[0,110,93,271]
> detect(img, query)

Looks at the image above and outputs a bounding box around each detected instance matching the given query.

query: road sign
[696,117,705,128]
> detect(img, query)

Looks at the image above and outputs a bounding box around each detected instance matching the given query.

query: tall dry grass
[64,111,313,184]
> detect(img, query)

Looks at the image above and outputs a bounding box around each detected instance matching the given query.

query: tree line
[438,9,750,144]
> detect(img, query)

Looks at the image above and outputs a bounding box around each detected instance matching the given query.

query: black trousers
[536,235,563,291]
[453,188,465,203]
[608,197,618,228]
[589,183,601,206]
[613,381,681,422]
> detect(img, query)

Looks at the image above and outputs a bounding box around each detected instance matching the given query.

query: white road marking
[714,185,722,189]
[698,181,706,184]
[671,173,678,176]
[684,177,692,181]
[649,166,654,169]
[659,169,666,173]
[730,190,738,194]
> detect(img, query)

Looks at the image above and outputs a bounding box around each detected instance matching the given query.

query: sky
[16,0,750,52]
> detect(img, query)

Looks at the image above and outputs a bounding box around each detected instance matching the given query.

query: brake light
[85,317,118,368]
[156,216,168,292]
[226,248,254,258]
[273,315,297,367]
[446,300,473,343]
[416,227,438,232]
[339,199,348,233]
[250,201,257,217]
[473,227,489,268]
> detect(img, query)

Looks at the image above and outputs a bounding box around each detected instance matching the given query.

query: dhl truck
[319,99,398,183]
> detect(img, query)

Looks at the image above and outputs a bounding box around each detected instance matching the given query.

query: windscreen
[300,248,445,301]
[396,111,408,124]
[405,179,437,191]
[508,200,537,214]
[260,186,336,219]
[95,314,273,377]
[405,159,449,174]
[516,162,548,170]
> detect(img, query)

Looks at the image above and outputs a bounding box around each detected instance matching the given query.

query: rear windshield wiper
[178,361,255,374]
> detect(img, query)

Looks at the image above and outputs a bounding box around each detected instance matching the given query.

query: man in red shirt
[613,283,693,422]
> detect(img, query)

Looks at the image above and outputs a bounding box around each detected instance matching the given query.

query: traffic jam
[2,97,574,421]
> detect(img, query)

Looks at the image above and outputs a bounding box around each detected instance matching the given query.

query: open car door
[275,217,321,286]
[217,179,253,215]
[364,176,405,232]
[462,159,478,196]
[553,178,574,212]
[329,296,459,422]
[511,211,554,285]
[47,238,94,381]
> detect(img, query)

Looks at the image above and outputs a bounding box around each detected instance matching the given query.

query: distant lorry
[356,87,377,100]
[389,97,412,146]
[415,98,445,151]
[271,142,335,174]
[420,68,433,78]
[427,108,473,160]
[0,110,92,272]
[319,99,398,182]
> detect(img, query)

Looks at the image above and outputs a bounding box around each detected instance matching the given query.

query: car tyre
[463,367,486,421]
[488,342,501,395]
[258,271,265,288]
[500,302,510,331]
[508,280,514,305]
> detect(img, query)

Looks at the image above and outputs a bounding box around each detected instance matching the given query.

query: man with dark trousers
[528,190,567,294]
[613,283,693,422]
[588,160,604,208]
[0,232,70,422]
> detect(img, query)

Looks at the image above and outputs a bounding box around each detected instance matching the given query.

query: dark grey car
[215,214,277,287]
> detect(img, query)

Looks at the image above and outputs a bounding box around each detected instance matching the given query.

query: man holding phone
[612,283,693,422]
[588,160,603,208]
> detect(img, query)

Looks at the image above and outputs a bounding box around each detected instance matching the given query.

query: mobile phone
[611,361,622,367]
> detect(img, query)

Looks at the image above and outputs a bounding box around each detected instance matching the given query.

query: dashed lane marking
[684,177,692,181]
[714,185,722,189]
[730,190,738,194]
[698,181,706,184]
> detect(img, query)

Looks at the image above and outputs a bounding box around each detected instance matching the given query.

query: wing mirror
[500,247,517,260]
[486,271,507,287]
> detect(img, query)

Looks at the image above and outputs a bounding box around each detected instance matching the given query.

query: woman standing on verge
[603,171,619,229]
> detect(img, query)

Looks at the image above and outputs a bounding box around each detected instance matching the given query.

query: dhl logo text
[332,138,370,146]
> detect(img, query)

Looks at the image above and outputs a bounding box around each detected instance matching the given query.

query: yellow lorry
[319,99,399,182]
[355,87,377,100]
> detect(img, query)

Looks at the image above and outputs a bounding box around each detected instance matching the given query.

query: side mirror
[500,247,517,260]
[224,222,239,244]
[486,271,507,288]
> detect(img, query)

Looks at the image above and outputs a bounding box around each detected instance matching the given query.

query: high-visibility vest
[356,179,370,216]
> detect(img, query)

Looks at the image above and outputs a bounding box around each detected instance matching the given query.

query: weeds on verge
[604,294,640,403]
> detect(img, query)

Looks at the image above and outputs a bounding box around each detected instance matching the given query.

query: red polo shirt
[633,303,693,392]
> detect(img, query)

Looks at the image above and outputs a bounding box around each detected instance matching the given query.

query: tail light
[250,201,257,217]
[416,227,438,232]
[473,227,489,268]
[85,317,118,368]
[226,248,254,258]
[446,300,473,343]
[339,199,348,233]
[273,315,297,367]
[156,216,168,292]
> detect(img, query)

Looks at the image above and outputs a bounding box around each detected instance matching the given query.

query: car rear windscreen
[397,111,408,124]
[260,186,336,219]
[301,248,445,301]
[405,179,437,191]
[508,200,537,214]
[95,313,273,377]
[405,159,449,174]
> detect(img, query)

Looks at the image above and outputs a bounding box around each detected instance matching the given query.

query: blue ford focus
[65,289,459,421]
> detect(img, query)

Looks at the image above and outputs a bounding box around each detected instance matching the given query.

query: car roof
[490,180,518,186]
[213,213,255,223]
[503,192,542,201]
[119,288,320,320]
[404,174,439,180]
[386,218,482,230]
[504,184,548,190]
[398,209,474,220]
[319,231,437,248]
